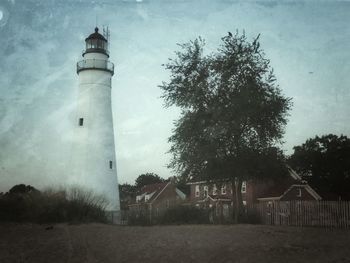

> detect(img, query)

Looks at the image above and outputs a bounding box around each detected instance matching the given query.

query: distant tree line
[289,134,350,200]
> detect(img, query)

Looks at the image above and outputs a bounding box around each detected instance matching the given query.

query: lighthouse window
[109,161,113,169]
[79,118,84,126]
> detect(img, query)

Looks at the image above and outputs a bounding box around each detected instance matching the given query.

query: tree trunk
[232,177,243,224]
[236,179,243,222]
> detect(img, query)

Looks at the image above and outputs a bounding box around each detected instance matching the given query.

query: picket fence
[247,201,350,228]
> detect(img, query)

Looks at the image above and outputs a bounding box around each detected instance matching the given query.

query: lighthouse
[73,27,120,214]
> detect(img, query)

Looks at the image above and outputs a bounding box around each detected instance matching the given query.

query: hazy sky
[0,0,349,191]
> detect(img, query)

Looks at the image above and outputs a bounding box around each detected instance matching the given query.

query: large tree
[289,134,350,200]
[160,32,292,221]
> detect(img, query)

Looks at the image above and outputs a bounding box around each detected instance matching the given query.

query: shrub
[128,213,151,226]
[160,205,210,225]
[0,184,109,223]
[244,209,262,224]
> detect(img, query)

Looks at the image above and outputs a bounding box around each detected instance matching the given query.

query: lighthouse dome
[85,27,107,41]
[83,27,109,56]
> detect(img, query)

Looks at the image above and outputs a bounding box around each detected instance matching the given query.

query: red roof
[256,175,300,199]
[130,182,170,204]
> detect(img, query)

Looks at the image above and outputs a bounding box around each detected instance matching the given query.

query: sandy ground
[0,223,349,263]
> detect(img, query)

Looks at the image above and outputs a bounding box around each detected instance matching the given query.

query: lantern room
[83,27,109,56]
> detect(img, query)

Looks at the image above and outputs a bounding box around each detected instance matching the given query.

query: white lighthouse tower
[73,27,120,214]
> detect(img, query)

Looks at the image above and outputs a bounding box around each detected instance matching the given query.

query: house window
[241,181,247,193]
[109,160,113,169]
[204,186,208,197]
[213,184,217,195]
[221,184,226,195]
[195,185,200,197]
[297,188,302,197]
[79,118,84,126]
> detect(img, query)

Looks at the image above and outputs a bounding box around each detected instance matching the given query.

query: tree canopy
[119,183,137,199]
[8,184,38,195]
[289,134,350,200]
[160,32,292,185]
[135,173,165,190]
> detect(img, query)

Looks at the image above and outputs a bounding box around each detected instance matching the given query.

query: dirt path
[0,224,349,263]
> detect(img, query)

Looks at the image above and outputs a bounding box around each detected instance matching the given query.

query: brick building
[128,180,186,222]
[187,167,321,221]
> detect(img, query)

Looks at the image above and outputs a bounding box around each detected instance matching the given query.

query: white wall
[71,50,120,211]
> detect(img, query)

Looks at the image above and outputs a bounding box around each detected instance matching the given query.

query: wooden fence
[247,201,350,228]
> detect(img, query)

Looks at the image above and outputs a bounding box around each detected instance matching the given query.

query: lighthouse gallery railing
[77,59,114,75]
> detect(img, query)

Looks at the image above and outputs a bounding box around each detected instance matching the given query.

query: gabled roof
[140,182,168,195]
[176,188,186,200]
[257,184,322,201]
[282,184,322,200]
[187,167,322,202]
[186,179,230,185]
[207,194,231,201]
[257,180,294,199]
[132,181,187,205]
[186,167,302,185]
[256,167,305,199]
[135,182,169,203]
[287,166,302,181]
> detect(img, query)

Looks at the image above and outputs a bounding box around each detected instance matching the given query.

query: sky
[0,0,349,192]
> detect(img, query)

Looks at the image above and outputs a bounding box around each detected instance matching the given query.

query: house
[187,178,244,222]
[128,179,186,222]
[187,167,321,221]
[253,168,322,202]
[188,177,255,208]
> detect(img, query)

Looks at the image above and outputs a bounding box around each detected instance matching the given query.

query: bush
[160,205,210,225]
[128,213,151,226]
[244,209,262,224]
[0,185,109,223]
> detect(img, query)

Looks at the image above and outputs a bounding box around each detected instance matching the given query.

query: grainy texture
[0,224,349,263]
